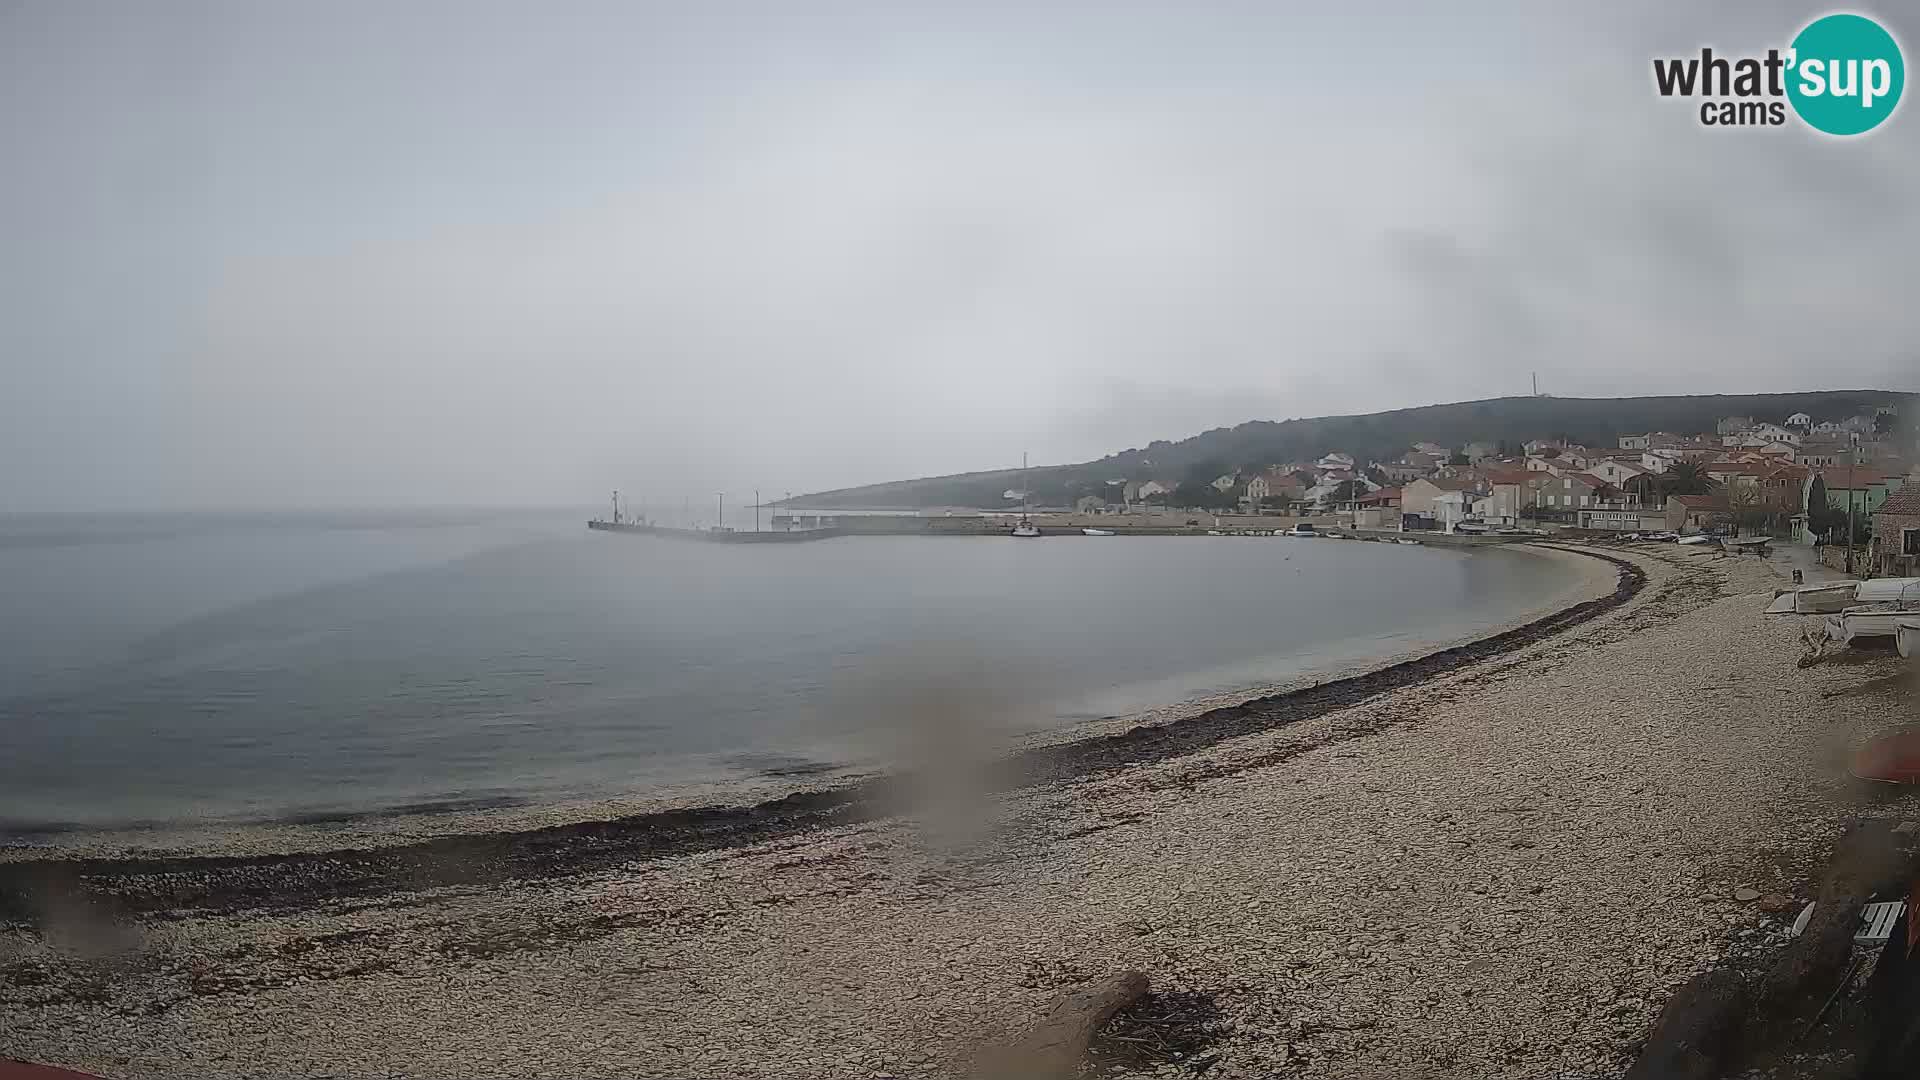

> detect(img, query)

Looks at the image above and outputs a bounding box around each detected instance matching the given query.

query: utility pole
[754,489,761,532]
[1845,434,1857,575]
[717,493,724,531]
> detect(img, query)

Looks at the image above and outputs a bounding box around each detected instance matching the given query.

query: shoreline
[0,543,1637,922]
[7,543,1915,1079]
[0,542,1614,863]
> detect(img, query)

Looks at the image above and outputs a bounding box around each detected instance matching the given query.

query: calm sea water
[0,512,1569,833]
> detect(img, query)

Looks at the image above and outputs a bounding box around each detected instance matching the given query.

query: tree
[1182,460,1231,490]
[1447,452,1471,466]
[1328,479,1368,504]
[1727,483,1773,535]
[1805,475,1844,541]
[1539,446,1563,459]
[1660,460,1717,498]
[1177,482,1236,511]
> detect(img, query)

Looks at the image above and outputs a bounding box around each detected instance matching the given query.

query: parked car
[1285,523,1319,536]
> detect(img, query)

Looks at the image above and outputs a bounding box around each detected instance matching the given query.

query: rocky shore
[4,543,1916,1079]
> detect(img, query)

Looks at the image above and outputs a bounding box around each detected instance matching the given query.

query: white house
[1750,423,1800,445]
[1472,487,1525,526]
[1786,412,1812,428]
[1135,480,1172,500]
[1315,452,1355,472]
[1433,490,1477,532]
[1210,473,1238,493]
[1592,457,1649,487]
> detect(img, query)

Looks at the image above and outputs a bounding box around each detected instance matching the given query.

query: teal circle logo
[1787,13,1904,135]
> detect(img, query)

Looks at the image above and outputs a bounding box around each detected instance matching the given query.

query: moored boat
[1010,452,1042,537]
[1082,527,1115,536]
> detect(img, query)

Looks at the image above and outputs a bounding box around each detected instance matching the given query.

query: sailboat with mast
[1012,452,1041,537]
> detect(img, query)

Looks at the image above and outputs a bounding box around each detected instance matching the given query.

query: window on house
[1905,527,1920,557]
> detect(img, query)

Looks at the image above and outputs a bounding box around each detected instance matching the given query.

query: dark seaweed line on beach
[0,545,1646,924]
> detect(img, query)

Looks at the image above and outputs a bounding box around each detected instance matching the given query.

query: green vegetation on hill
[794,390,1908,509]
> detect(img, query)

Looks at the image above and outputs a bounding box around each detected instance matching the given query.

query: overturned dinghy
[1855,577,1920,604]
[1767,582,1863,616]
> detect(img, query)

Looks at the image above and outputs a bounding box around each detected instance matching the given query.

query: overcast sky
[3,1,1916,510]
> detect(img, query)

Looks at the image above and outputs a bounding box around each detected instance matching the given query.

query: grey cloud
[2,1,1915,511]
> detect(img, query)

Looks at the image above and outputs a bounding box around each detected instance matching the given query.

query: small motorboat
[1677,534,1718,546]
[1897,615,1920,659]
[1394,537,1423,545]
[1081,527,1115,536]
[1011,516,1042,538]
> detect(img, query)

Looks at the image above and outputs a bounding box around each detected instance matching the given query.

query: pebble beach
[4,542,1917,1079]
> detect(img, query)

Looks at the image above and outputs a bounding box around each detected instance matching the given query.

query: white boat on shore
[1897,616,1920,659]
[1766,582,1865,616]
[1827,606,1920,646]
[1854,578,1920,604]
[1081,527,1115,536]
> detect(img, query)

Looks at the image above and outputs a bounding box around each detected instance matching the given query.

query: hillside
[793,390,1910,509]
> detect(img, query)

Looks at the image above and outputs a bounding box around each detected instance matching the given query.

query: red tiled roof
[1483,469,1533,486]
[1672,494,1728,509]
[1878,490,1920,516]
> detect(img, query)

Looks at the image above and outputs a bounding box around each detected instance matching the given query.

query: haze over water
[0,512,1568,834]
